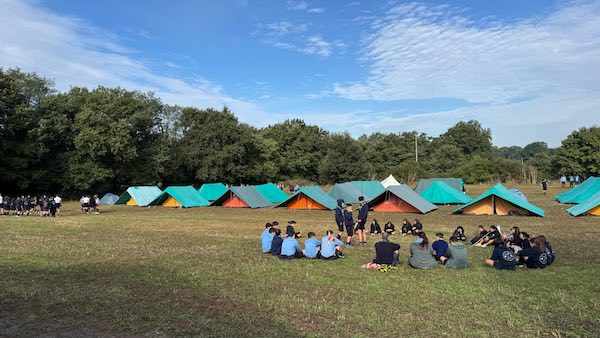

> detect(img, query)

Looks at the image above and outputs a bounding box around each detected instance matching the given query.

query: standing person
[541,179,548,195]
[408,233,437,269]
[0,193,3,215]
[23,195,31,216]
[569,175,574,188]
[560,174,566,187]
[440,236,469,269]
[356,196,369,247]
[575,175,580,185]
[49,197,57,217]
[41,196,50,217]
[343,204,355,247]
[373,232,401,266]
[334,199,345,240]
[15,195,22,216]
[54,194,62,216]
[320,229,345,260]
[89,195,97,214]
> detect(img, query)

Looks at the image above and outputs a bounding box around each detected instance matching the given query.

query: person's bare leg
[485,259,494,267]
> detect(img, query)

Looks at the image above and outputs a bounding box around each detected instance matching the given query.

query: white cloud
[287,1,324,14]
[0,0,269,122]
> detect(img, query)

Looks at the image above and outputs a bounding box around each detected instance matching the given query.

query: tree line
[1,68,598,197]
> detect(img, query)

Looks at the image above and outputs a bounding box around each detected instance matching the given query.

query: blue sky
[1,0,599,146]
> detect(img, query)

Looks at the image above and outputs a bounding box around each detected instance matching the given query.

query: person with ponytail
[408,232,437,269]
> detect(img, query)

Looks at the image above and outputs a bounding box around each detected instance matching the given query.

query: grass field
[1,184,599,337]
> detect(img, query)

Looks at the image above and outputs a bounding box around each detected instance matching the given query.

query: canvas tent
[415,178,465,194]
[419,181,471,205]
[453,183,544,217]
[255,183,289,203]
[567,191,600,216]
[100,193,119,205]
[367,185,438,214]
[115,186,162,207]
[351,181,385,200]
[509,188,528,201]
[277,186,338,210]
[148,185,210,208]
[211,186,273,208]
[381,174,401,188]
[328,182,364,204]
[198,183,228,202]
[555,177,600,204]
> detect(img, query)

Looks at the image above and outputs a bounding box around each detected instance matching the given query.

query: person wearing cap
[303,232,321,259]
[356,196,369,247]
[280,229,304,259]
[334,199,345,240]
[261,223,274,253]
[343,204,355,247]
[321,229,345,260]
[373,232,401,266]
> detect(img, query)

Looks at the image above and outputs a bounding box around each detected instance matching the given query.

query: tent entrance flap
[287,194,326,210]
[372,193,420,213]
[223,195,250,208]
[494,197,529,216]
[163,196,182,207]
[126,198,137,206]
[462,196,494,215]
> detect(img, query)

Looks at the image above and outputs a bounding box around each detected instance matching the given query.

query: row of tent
[101,177,545,217]
[556,177,600,217]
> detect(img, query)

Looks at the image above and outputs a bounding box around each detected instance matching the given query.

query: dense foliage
[1,69,598,196]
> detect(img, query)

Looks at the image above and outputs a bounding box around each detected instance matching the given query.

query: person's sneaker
[346,243,353,247]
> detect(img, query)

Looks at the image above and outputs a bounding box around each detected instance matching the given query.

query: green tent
[148,185,210,208]
[367,185,438,214]
[415,178,465,194]
[198,183,228,202]
[211,186,273,208]
[567,191,600,216]
[420,181,472,205]
[555,177,600,204]
[328,182,364,204]
[115,186,163,207]
[351,181,385,200]
[277,186,338,210]
[255,183,289,203]
[453,183,544,217]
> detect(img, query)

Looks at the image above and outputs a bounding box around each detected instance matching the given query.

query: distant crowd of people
[79,195,101,214]
[560,174,581,188]
[0,194,62,217]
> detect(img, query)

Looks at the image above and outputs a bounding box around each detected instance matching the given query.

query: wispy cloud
[254,20,343,57]
[287,1,324,14]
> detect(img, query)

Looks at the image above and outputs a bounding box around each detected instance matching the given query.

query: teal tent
[453,183,544,217]
[420,181,472,205]
[100,193,119,205]
[367,185,438,214]
[415,178,465,194]
[567,191,600,216]
[328,182,364,204]
[115,186,163,207]
[198,183,228,202]
[556,177,600,204]
[211,186,273,208]
[350,181,385,200]
[277,186,338,210]
[255,183,289,203]
[148,185,210,208]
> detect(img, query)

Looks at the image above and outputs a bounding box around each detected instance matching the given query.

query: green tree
[557,126,600,177]
[440,120,493,156]
[319,133,367,183]
[359,132,430,178]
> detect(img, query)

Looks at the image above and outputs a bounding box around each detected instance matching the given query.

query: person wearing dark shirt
[401,219,412,236]
[373,232,401,266]
[452,226,467,241]
[384,221,396,235]
[412,219,423,234]
[507,227,523,252]
[334,199,345,240]
[520,232,531,250]
[286,220,301,238]
[541,179,548,194]
[356,196,369,247]
[485,238,517,270]
[518,237,548,269]
[343,205,355,247]
[431,233,449,261]
[270,229,283,256]
[470,225,488,245]
[370,219,381,235]
[538,235,555,266]
[478,225,501,247]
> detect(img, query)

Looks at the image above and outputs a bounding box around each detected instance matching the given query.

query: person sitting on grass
[517,237,548,269]
[409,233,437,269]
[401,219,412,236]
[538,235,555,266]
[321,229,345,260]
[303,232,321,259]
[440,236,469,269]
[432,233,449,261]
[384,221,396,235]
[412,219,424,235]
[452,226,467,241]
[370,219,382,235]
[280,229,304,259]
[519,232,531,250]
[261,223,273,253]
[485,238,516,270]
[286,220,301,238]
[476,225,501,247]
[470,225,488,245]
[506,227,523,252]
[373,232,401,266]
[270,229,283,256]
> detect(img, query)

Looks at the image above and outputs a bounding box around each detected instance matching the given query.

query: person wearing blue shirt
[431,233,449,261]
[356,196,369,247]
[343,204,355,247]
[261,223,273,253]
[280,230,304,259]
[321,229,345,260]
[303,232,321,259]
[270,229,283,256]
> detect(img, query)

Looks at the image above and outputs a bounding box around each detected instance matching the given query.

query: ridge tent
[148,185,210,208]
[351,181,385,200]
[509,188,528,201]
[555,177,600,204]
[277,186,338,210]
[198,183,228,202]
[255,183,289,203]
[567,191,600,216]
[415,178,465,194]
[381,174,401,188]
[328,182,364,204]
[453,183,544,217]
[419,181,472,205]
[99,193,119,205]
[211,186,273,208]
[367,184,438,214]
[115,186,162,207]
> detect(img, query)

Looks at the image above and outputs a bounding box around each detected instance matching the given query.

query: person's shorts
[337,222,344,232]
[82,203,89,208]
[345,225,354,236]
[321,253,339,260]
[355,222,366,231]
[56,203,61,208]
[493,260,516,270]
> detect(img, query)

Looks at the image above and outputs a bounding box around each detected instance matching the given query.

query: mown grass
[0,184,599,337]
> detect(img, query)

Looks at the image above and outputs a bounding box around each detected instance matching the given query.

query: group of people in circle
[0,194,62,217]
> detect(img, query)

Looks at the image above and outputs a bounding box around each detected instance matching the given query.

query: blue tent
[100,193,119,205]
